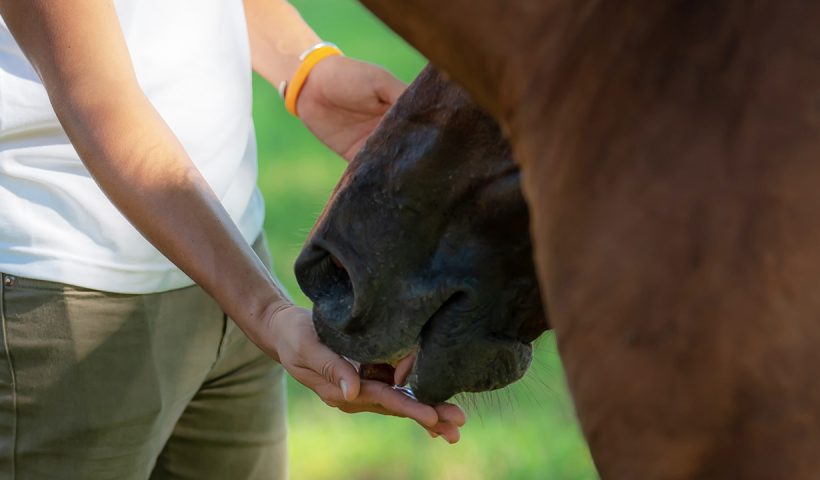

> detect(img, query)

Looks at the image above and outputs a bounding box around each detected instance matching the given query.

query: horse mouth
[356,293,464,385]
[358,292,535,405]
[408,336,533,404]
[301,244,536,404]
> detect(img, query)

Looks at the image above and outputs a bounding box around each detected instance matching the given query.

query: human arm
[0,0,462,441]
[244,0,406,160]
[243,0,465,439]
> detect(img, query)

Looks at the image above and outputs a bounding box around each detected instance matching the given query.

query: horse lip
[497,324,542,346]
[407,294,537,403]
[489,331,534,348]
[356,292,465,386]
[410,332,533,404]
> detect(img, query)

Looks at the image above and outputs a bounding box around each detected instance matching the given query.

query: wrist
[244,297,295,362]
[280,41,344,117]
[267,37,320,90]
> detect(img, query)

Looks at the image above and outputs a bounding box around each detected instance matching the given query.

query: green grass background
[254,1,599,478]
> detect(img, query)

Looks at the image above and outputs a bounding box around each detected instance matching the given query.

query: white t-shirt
[0,1,265,293]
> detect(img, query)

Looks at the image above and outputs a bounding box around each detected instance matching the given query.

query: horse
[295,65,544,405]
[301,2,820,478]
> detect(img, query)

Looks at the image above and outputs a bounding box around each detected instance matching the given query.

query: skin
[296,66,546,405]
[346,0,820,478]
[0,0,464,443]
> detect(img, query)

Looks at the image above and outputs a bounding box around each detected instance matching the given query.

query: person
[0,1,465,478]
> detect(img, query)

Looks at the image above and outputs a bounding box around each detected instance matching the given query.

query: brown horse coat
[359,1,820,478]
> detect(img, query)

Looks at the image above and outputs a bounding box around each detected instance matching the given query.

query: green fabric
[0,236,286,480]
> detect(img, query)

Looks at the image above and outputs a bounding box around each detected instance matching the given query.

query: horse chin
[405,313,535,404]
[407,339,533,404]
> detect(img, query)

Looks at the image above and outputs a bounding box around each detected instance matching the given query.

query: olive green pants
[0,236,287,479]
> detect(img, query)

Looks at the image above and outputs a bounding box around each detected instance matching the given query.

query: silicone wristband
[282,42,344,117]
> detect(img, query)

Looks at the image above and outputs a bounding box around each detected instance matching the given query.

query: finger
[429,421,461,444]
[333,399,460,444]
[393,350,417,386]
[357,380,438,427]
[343,356,361,372]
[419,416,460,444]
[375,70,406,106]
[301,341,361,401]
[435,403,467,427]
[286,366,344,407]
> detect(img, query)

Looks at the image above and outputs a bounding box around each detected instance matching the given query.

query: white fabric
[0,1,265,293]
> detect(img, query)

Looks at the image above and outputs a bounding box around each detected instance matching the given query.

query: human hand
[297,56,406,161]
[259,303,466,442]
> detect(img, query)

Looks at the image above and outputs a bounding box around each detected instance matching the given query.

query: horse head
[295,65,547,404]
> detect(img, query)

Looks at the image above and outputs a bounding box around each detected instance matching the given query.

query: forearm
[59,88,288,338]
[0,0,288,345]
[243,0,321,87]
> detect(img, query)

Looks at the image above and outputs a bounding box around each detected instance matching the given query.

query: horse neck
[360,0,538,120]
[361,2,820,479]
[513,3,820,479]
[360,0,820,166]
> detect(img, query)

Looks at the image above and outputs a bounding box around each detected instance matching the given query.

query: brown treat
[359,363,396,384]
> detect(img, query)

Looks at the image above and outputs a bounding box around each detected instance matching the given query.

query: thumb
[311,347,361,401]
[336,357,361,401]
[375,70,406,106]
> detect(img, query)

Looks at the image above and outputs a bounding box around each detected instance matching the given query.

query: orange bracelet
[282,42,344,117]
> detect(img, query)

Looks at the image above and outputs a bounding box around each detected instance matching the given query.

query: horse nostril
[294,243,358,333]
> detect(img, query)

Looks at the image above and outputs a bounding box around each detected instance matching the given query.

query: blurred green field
[254,1,599,478]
